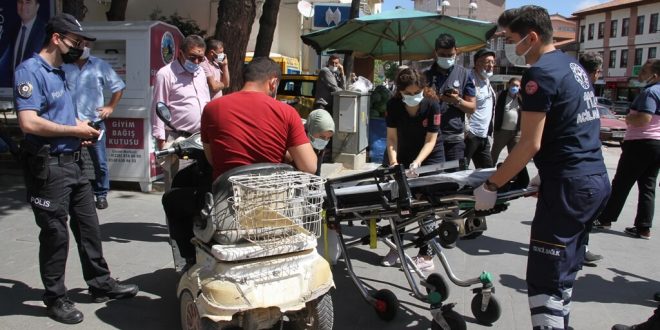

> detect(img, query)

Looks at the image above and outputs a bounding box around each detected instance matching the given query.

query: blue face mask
[402,91,424,107]
[311,137,329,150]
[509,86,520,94]
[183,59,199,73]
[436,56,455,69]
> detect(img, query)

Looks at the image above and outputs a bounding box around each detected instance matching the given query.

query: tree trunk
[342,0,360,83]
[62,0,87,21]
[253,0,281,58]
[215,0,258,93]
[106,0,129,21]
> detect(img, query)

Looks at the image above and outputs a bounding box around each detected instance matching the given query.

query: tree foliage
[149,9,207,37]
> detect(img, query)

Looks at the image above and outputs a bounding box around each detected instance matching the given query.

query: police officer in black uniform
[14,13,138,325]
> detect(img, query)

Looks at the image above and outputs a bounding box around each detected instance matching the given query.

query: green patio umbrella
[301,8,497,64]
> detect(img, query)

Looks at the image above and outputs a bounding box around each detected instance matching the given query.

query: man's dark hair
[181,35,205,52]
[508,77,521,85]
[647,59,660,75]
[244,57,281,82]
[328,54,340,63]
[205,38,224,52]
[435,33,456,50]
[579,52,603,75]
[497,5,553,44]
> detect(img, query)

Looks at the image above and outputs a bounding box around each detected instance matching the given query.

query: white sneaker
[412,256,435,271]
[381,249,400,266]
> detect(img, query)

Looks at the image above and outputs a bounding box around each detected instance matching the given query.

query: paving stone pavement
[0,144,657,330]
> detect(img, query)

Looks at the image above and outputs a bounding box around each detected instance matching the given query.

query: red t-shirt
[201,90,309,179]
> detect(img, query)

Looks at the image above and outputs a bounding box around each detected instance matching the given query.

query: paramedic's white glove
[474,183,497,210]
[406,162,420,178]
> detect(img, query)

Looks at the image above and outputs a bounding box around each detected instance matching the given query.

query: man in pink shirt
[200,38,230,99]
[151,35,210,190]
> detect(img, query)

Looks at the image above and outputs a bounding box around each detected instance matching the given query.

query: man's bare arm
[288,143,317,174]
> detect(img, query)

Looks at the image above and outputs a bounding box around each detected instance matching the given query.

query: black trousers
[23,158,113,305]
[464,132,493,169]
[599,139,660,228]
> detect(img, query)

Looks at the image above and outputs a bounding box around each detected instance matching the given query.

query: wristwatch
[484,179,499,192]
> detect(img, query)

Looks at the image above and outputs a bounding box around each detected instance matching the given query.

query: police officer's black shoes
[90,281,139,303]
[624,227,651,240]
[593,220,612,230]
[47,297,84,324]
[95,196,108,210]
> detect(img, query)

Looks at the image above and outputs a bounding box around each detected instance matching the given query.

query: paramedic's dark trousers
[23,157,113,305]
[527,173,610,329]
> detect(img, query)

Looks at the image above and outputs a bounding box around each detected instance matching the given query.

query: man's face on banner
[17,0,40,23]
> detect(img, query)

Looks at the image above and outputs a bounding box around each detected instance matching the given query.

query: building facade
[573,0,659,101]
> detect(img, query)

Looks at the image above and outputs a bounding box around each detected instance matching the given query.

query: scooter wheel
[372,289,399,321]
[470,293,501,325]
[425,273,450,302]
[287,293,334,330]
[180,290,201,330]
[431,309,466,330]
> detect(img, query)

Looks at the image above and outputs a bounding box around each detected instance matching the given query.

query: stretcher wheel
[425,273,450,302]
[438,222,459,248]
[431,309,466,330]
[470,293,501,325]
[372,289,399,321]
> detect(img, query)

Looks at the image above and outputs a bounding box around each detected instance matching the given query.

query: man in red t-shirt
[201,57,317,179]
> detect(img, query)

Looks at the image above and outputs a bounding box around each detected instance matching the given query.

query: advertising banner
[0,0,54,92]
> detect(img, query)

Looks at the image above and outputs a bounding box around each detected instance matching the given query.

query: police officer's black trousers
[24,159,113,305]
[527,173,610,329]
[599,139,660,229]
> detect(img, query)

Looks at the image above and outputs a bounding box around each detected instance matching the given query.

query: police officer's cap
[473,48,496,63]
[47,13,96,41]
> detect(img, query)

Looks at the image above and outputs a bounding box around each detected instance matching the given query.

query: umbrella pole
[398,21,402,66]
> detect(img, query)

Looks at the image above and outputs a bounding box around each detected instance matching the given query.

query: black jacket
[493,90,522,132]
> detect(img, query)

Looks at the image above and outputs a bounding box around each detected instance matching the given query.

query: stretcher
[323,160,536,329]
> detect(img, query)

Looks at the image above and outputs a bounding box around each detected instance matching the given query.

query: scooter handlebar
[154,147,176,158]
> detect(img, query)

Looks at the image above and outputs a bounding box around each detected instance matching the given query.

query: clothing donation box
[80,21,183,192]
[332,90,370,169]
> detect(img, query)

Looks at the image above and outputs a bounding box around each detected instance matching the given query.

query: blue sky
[382,0,610,17]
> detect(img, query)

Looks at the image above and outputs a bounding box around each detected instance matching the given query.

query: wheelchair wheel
[470,293,501,325]
[425,273,450,302]
[431,309,466,330]
[372,289,399,321]
[438,221,459,248]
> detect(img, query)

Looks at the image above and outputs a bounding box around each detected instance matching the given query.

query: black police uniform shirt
[520,50,606,178]
[385,97,443,166]
[14,54,79,154]
[425,63,476,139]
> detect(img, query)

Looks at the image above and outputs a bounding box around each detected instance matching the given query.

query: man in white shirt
[465,48,496,168]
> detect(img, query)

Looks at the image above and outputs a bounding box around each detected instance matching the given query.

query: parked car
[596,96,614,110]
[276,74,318,118]
[612,100,631,115]
[598,105,627,143]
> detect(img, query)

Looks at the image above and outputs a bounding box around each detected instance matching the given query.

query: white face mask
[436,56,455,69]
[183,59,199,73]
[481,70,493,78]
[402,91,424,107]
[80,46,91,60]
[504,34,532,66]
[330,66,339,73]
[311,137,329,150]
[216,52,225,62]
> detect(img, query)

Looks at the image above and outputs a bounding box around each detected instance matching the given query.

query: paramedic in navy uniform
[14,13,138,325]
[473,6,610,330]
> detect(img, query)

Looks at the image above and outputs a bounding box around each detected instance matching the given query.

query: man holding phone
[63,40,125,209]
[424,33,477,164]
[201,38,230,99]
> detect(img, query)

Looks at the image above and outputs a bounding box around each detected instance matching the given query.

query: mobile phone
[88,119,104,141]
[217,53,226,62]
[443,88,457,96]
